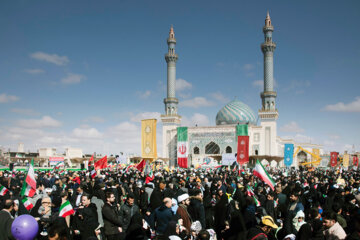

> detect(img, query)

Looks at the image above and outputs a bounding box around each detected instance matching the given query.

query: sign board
[49,157,64,166]
[222,153,236,166]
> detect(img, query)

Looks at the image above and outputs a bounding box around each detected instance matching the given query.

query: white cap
[177,193,189,203]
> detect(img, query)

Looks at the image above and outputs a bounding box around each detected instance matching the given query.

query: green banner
[177,127,188,141]
[236,124,248,136]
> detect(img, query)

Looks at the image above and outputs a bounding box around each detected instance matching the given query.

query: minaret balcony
[261,43,276,53]
[165,54,178,62]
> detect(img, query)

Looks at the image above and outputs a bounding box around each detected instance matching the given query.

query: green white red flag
[20,159,36,197]
[177,127,188,168]
[0,186,9,196]
[59,200,75,217]
[145,168,154,184]
[253,159,275,191]
[22,197,33,210]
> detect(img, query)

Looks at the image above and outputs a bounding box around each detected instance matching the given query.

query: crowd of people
[0,166,360,240]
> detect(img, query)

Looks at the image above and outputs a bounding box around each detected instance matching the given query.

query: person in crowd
[176,193,192,232]
[119,192,140,232]
[188,189,206,230]
[73,193,99,240]
[151,197,175,235]
[0,199,14,240]
[102,192,122,240]
[323,211,347,240]
[247,215,278,240]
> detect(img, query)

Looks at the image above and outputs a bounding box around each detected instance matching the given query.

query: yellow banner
[343,153,349,168]
[312,148,320,166]
[141,119,157,160]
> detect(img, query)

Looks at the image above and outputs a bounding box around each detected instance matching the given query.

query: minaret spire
[164,25,179,114]
[259,11,278,118]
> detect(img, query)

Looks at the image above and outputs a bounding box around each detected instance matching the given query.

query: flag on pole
[0,186,9,196]
[253,159,275,191]
[236,124,248,136]
[136,159,146,172]
[284,144,294,167]
[237,136,249,165]
[59,200,75,217]
[330,152,338,167]
[253,196,261,207]
[22,197,33,210]
[91,170,96,179]
[353,155,359,167]
[53,161,64,171]
[20,158,36,197]
[177,127,188,168]
[89,155,94,162]
[94,156,108,170]
[247,186,255,197]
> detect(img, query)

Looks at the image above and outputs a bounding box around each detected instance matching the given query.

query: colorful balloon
[11,214,38,240]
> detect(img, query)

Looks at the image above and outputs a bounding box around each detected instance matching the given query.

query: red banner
[94,155,108,170]
[353,155,359,167]
[237,136,249,165]
[330,152,338,167]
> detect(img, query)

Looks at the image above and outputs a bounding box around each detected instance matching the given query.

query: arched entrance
[205,142,220,154]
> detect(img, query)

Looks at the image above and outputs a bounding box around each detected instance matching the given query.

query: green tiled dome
[216,99,257,125]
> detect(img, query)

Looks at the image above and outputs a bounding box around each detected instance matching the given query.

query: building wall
[39,148,57,157]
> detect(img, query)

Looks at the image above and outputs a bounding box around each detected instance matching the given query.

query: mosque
[160,13,323,168]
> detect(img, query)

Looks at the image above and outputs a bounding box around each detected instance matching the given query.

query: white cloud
[83,116,105,123]
[182,113,210,127]
[0,93,19,103]
[323,96,360,112]
[130,112,161,122]
[136,90,151,99]
[209,92,230,103]
[11,108,39,116]
[176,78,192,91]
[24,69,45,74]
[252,80,263,89]
[17,116,62,128]
[30,52,69,66]
[72,127,103,138]
[328,134,340,140]
[180,97,214,108]
[283,80,310,92]
[243,64,254,71]
[280,121,304,133]
[61,73,85,85]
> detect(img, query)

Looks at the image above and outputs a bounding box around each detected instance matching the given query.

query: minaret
[259,12,278,157]
[164,25,179,115]
[259,11,278,119]
[161,26,181,162]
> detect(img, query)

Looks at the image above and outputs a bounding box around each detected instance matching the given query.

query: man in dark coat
[73,194,99,240]
[0,199,14,240]
[119,193,140,232]
[188,189,206,230]
[102,192,122,240]
[150,197,175,235]
[150,181,165,211]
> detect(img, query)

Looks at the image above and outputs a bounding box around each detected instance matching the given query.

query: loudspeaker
[9,163,14,171]
[81,163,85,170]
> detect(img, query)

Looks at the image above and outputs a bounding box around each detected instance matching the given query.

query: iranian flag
[0,186,9,196]
[247,186,255,197]
[22,197,33,210]
[91,170,97,179]
[59,200,75,218]
[253,196,261,207]
[177,127,188,168]
[253,159,275,191]
[20,159,36,197]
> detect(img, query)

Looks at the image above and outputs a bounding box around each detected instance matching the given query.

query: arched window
[225,146,232,153]
[193,147,199,155]
[205,142,220,154]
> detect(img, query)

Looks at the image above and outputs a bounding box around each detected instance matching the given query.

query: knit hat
[177,193,189,203]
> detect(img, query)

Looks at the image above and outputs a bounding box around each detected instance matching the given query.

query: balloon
[11,214,39,240]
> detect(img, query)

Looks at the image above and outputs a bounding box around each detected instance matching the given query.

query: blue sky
[0,0,359,155]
